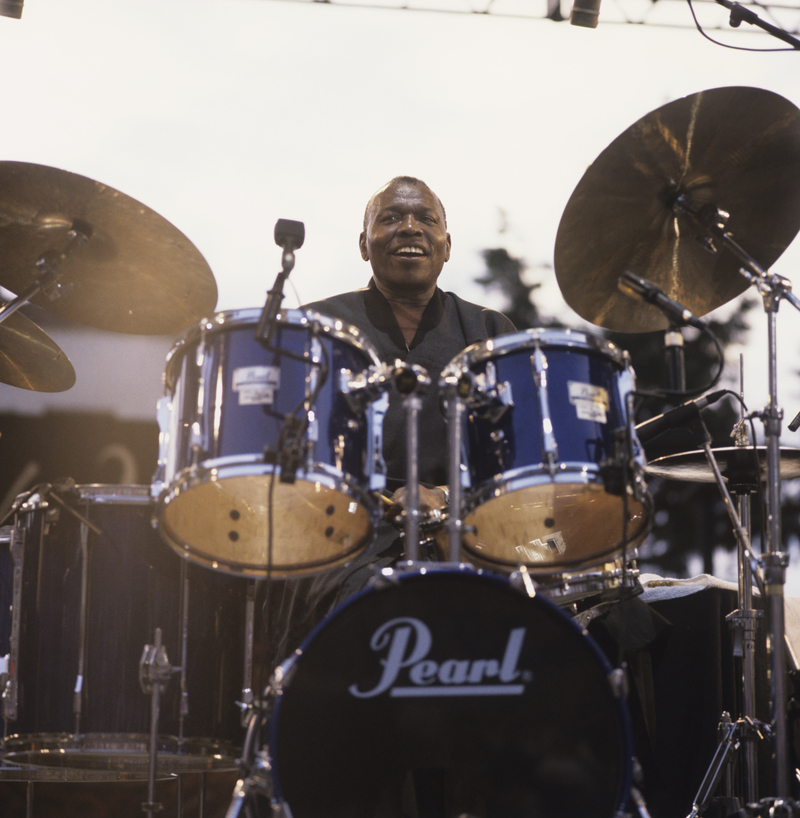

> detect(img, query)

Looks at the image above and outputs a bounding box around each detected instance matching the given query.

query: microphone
[0,1,23,19]
[570,0,600,27]
[635,390,726,443]
[274,218,305,254]
[255,218,305,346]
[618,271,706,330]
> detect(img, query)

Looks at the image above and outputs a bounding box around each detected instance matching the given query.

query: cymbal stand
[0,219,92,326]
[727,453,763,805]
[683,414,768,817]
[676,196,800,803]
[139,628,177,818]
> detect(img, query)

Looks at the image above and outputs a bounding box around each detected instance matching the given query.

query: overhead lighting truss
[286,0,800,35]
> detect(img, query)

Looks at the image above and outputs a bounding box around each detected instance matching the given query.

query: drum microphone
[635,389,726,443]
[256,218,305,347]
[274,218,305,259]
[618,272,707,330]
[570,0,601,27]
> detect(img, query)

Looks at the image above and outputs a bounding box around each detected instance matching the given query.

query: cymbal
[0,309,75,392]
[554,86,800,333]
[646,446,800,488]
[0,162,217,335]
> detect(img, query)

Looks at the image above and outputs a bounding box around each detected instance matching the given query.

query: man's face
[359,181,451,298]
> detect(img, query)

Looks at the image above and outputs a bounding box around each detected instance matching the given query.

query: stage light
[0,0,24,19]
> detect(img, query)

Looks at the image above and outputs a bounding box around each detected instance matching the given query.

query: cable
[686,0,798,50]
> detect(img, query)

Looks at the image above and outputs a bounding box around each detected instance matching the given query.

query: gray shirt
[303,278,516,489]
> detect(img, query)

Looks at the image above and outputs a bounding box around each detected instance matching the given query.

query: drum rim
[13,483,151,513]
[3,735,240,773]
[268,564,634,814]
[163,307,383,391]
[460,466,651,572]
[441,326,629,380]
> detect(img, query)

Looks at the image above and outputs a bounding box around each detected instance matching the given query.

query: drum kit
[0,84,798,817]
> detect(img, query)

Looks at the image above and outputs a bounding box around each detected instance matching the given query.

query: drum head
[271,569,631,818]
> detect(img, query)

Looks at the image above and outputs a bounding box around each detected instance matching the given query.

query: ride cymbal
[0,309,75,392]
[554,86,800,332]
[0,162,217,335]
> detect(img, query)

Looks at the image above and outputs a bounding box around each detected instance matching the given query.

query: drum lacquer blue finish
[443,329,651,572]
[155,309,387,577]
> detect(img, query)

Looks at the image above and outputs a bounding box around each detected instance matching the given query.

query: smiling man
[264,175,516,715]
[303,175,515,526]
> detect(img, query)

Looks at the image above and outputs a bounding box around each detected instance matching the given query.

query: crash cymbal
[0,309,75,392]
[0,162,217,335]
[646,446,800,489]
[554,86,800,333]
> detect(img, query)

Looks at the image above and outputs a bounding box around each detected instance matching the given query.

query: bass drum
[154,308,387,577]
[3,484,247,771]
[442,328,651,573]
[269,568,632,818]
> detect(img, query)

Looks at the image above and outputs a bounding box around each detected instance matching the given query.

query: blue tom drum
[442,328,651,573]
[154,309,388,577]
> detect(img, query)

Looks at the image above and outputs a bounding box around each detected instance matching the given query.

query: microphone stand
[664,325,687,393]
[255,257,294,349]
[676,196,800,808]
[713,0,800,48]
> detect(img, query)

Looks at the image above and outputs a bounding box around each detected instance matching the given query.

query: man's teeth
[396,246,424,255]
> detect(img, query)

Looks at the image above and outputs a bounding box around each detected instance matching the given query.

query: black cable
[687,0,798,50]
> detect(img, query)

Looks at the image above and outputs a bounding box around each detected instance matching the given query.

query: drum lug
[608,665,629,701]
[368,565,402,590]
[466,362,515,423]
[530,345,559,468]
[152,395,172,499]
[3,525,23,721]
[366,392,389,491]
[509,564,538,598]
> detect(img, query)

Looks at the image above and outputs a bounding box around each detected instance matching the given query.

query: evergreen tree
[473,245,793,579]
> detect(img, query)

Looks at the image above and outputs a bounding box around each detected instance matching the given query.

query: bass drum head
[270,568,632,818]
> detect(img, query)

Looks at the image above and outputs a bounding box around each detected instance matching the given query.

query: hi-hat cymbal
[0,162,217,335]
[0,309,75,392]
[646,446,800,489]
[554,86,800,333]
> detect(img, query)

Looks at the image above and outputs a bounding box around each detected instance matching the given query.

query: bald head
[363,176,447,231]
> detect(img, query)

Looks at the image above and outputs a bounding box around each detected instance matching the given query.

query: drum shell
[161,309,381,488]
[446,328,650,571]
[269,567,632,818]
[3,485,247,770]
[154,309,386,577]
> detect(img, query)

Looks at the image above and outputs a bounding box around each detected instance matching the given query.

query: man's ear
[359,231,369,261]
